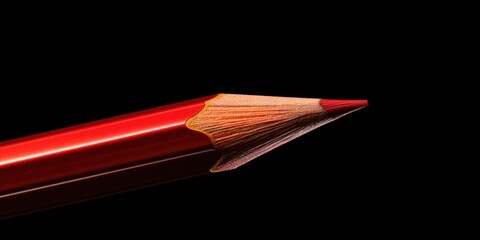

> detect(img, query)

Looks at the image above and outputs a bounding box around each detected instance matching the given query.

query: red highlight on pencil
[0,94,367,219]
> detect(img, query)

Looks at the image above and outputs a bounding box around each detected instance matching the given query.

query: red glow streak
[0,105,196,166]
[0,122,183,166]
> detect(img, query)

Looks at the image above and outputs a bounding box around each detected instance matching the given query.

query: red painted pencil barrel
[0,95,220,219]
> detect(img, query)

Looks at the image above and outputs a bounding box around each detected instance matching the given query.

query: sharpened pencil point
[320,99,368,118]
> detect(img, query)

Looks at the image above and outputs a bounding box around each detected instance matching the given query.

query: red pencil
[0,93,367,219]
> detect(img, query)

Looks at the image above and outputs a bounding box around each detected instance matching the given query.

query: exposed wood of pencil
[0,94,367,219]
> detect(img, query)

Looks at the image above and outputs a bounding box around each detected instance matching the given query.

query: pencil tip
[320,99,368,118]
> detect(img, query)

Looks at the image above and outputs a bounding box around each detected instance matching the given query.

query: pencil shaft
[0,95,218,218]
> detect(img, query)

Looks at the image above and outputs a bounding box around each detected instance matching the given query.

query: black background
[0,13,416,235]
